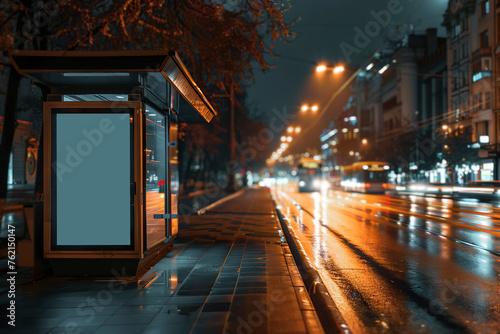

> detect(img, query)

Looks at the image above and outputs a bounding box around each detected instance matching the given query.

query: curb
[271,192,351,334]
[194,189,246,215]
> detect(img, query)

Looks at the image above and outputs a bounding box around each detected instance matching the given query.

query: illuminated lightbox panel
[52,110,134,249]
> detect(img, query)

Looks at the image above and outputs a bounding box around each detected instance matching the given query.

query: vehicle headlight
[299,181,305,187]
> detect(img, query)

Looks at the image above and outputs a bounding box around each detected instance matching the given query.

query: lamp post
[301,104,319,113]
[316,64,346,74]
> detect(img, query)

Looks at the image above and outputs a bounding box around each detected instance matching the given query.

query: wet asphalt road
[275,185,500,334]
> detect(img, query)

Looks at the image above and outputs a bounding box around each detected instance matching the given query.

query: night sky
[247,0,449,155]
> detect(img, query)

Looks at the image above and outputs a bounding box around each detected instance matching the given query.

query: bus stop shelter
[9,50,216,276]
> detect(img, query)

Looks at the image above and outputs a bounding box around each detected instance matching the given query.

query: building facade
[352,29,449,184]
[443,0,498,181]
[320,1,499,184]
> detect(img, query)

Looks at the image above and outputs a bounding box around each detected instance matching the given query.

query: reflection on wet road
[275,185,500,334]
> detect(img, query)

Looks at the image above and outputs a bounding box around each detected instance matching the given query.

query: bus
[341,161,391,193]
[297,158,324,192]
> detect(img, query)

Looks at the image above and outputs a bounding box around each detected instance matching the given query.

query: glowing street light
[442,124,448,131]
[287,126,294,133]
[281,136,287,142]
[287,136,292,142]
[295,126,301,134]
[281,143,288,149]
[316,64,327,73]
[333,65,345,74]
[362,139,368,145]
[317,64,345,74]
[301,104,319,112]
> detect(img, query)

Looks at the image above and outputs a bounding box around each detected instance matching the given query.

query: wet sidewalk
[1,188,323,334]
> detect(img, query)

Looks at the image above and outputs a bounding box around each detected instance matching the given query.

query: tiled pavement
[0,188,323,333]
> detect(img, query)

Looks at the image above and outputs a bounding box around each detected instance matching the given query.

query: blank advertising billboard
[52,110,134,249]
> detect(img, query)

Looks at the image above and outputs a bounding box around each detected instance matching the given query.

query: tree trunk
[0,69,21,216]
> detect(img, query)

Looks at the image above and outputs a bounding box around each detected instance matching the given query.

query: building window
[461,18,468,32]
[478,93,483,110]
[481,0,490,16]
[472,61,481,76]
[485,92,491,109]
[480,30,489,48]
[476,121,488,139]
[472,58,492,82]
[483,58,491,71]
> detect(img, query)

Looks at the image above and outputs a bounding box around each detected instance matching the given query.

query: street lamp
[316,64,345,74]
[295,126,301,134]
[287,126,294,133]
[301,104,319,113]
[287,136,292,142]
[442,124,448,131]
[362,139,368,145]
[333,65,345,74]
[316,64,327,73]
[281,136,287,142]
